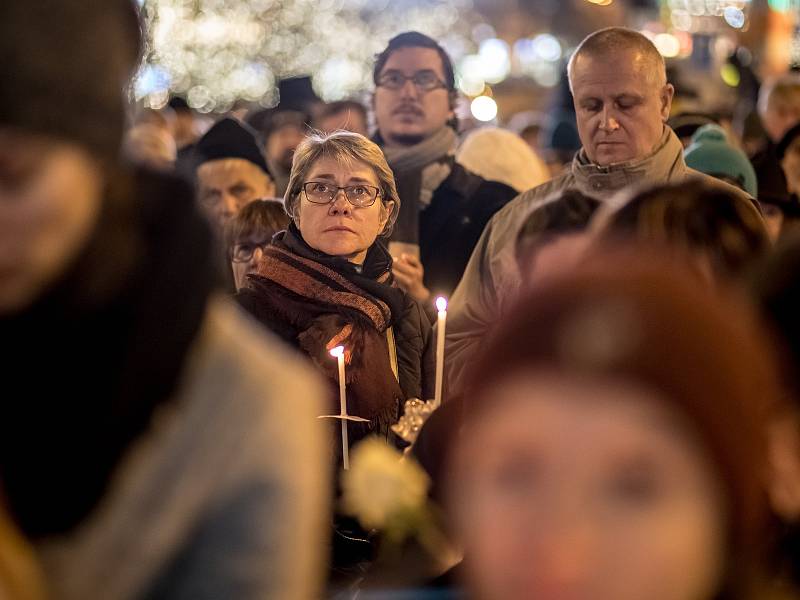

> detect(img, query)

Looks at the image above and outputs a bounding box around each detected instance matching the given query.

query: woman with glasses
[225,199,289,291]
[237,130,435,452]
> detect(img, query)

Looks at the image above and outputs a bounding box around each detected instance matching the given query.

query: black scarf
[0,166,216,538]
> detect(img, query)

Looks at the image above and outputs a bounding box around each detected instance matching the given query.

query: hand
[326,323,354,364]
[393,253,430,303]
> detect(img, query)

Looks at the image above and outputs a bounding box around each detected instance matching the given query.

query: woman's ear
[380,200,396,233]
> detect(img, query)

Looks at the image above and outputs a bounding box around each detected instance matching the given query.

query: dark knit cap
[191,118,272,177]
[465,247,781,558]
[0,1,142,158]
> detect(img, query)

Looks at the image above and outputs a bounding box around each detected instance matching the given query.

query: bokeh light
[653,33,681,58]
[723,6,746,28]
[720,63,741,87]
[478,38,512,84]
[137,0,482,108]
[471,95,498,122]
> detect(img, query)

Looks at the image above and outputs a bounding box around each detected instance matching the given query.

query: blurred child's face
[448,371,727,600]
[197,159,275,232]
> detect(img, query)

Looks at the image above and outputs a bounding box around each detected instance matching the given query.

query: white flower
[341,437,430,531]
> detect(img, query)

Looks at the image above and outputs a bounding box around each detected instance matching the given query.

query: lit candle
[434,296,447,408]
[330,345,350,469]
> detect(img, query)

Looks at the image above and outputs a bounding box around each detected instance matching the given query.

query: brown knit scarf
[256,244,393,336]
[247,227,407,440]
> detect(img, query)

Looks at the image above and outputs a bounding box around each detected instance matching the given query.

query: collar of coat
[571,126,686,197]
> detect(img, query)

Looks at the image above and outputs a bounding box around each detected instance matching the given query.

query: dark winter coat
[420,163,517,297]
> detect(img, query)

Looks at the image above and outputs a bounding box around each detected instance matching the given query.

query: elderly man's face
[197,158,275,231]
[571,50,674,166]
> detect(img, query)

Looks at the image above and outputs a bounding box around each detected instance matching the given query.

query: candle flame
[435,296,448,313]
[330,345,345,358]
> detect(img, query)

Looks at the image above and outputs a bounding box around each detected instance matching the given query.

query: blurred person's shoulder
[187,295,326,428]
[684,167,764,216]
[35,279,327,600]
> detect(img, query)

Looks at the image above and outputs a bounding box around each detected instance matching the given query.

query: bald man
[444,27,761,395]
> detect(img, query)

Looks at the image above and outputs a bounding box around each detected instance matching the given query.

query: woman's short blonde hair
[284,130,400,236]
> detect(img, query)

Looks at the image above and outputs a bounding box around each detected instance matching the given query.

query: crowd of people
[3,1,800,599]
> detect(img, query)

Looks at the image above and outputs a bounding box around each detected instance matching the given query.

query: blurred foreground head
[448,249,782,600]
[0,1,141,314]
[595,179,769,283]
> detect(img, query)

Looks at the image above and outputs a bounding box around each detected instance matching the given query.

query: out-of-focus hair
[515,189,600,270]
[595,179,770,281]
[462,248,783,594]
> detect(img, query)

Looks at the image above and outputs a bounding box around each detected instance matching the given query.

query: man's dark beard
[389,133,427,146]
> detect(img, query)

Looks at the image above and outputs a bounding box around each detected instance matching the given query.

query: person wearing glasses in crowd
[225,199,290,292]
[237,130,435,451]
[372,32,517,303]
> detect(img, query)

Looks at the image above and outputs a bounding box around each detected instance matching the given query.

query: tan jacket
[36,298,329,600]
[444,127,759,395]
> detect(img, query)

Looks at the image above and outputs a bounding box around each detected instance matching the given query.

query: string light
[137,0,481,109]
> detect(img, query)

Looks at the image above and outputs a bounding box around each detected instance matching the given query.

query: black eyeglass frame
[230,240,271,263]
[375,70,448,92]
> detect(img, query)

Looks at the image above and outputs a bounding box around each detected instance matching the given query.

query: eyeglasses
[303,182,380,208]
[231,240,270,263]
[376,70,447,92]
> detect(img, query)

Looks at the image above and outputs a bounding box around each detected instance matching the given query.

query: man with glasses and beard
[372,32,517,304]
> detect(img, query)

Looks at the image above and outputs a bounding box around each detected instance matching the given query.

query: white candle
[434,296,447,408]
[330,345,350,469]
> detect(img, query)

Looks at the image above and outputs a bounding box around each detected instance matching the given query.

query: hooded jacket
[444,126,762,395]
